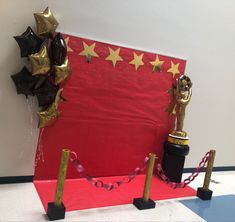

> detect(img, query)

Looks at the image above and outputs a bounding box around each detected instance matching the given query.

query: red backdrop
[34,34,186,180]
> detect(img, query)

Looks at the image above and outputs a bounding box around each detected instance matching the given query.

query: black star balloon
[34,76,47,90]
[51,32,67,65]
[33,79,59,107]
[11,66,39,96]
[14,26,43,57]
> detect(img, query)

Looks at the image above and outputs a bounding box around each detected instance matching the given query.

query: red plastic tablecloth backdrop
[34,34,186,180]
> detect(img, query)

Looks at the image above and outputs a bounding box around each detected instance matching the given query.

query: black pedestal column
[162,135,190,183]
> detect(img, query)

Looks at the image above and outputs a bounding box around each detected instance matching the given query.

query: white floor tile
[65,200,206,222]
[183,171,235,196]
[0,183,45,221]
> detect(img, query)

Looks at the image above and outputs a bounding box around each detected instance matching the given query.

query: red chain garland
[70,151,210,190]
[157,151,210,189]
[70,152,149,191]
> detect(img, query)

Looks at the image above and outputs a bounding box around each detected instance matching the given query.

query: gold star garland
[70,40,183,76]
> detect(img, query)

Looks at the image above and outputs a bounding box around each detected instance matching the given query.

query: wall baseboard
[183,166,235,173]
[0,166,234,184]
[0,176,34,184]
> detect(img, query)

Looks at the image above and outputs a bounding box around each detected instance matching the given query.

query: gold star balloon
[54,88,64,109]
[34,7,59,37]
[167,61,180,77]
[38,103,61,128]
[54,57,72,85]
[29,46,51,75]
[105,47,123,67]
[37,88,63,128]
[79,41,99,62]
[129,52,144,70]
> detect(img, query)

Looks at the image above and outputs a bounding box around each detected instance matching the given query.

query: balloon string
[27,97,36,140]
[19,97,36,159]
[35,128,45,167]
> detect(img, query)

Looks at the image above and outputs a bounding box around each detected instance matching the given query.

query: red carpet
[34,175,196,212]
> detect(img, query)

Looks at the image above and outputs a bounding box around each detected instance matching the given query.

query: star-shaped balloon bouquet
[11,7,72,128]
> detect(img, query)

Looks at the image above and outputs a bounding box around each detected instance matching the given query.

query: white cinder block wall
[0,0,234,176]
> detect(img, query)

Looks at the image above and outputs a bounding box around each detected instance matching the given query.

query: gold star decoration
[37,88,63,128]
[129,52,144,70]
[105,47,123,67]
[150,56,164,72]
[65,37,73,52]
[167,61,180,77]
[29,46,50,75]
[54,57,72,85]
[79,41,99,62]
[34,7,59,37]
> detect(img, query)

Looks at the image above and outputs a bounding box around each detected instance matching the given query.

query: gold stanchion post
[143,153,156,202]
[133,153,157,210]
[197,149,216,200]
[47,149,70,221]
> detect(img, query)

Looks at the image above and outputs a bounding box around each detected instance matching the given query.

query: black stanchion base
[197,187,213,200]
[47,202,66,221]
[133,198,156,210]
[162,141,190,183]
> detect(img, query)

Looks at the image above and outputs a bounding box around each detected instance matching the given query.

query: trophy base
[133,198,156,210]
[197,187,213,200]
[171,130,187,138]
[162,134,190,183]
[167,133,189,146]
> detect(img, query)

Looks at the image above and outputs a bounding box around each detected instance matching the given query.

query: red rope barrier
[70,152,149,191]
[157,151,210,188]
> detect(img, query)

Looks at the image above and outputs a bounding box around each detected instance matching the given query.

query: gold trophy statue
[162,75,192,182]
[169,75,192,142]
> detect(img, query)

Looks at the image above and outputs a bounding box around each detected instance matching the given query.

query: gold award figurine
[168,75,192,145]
